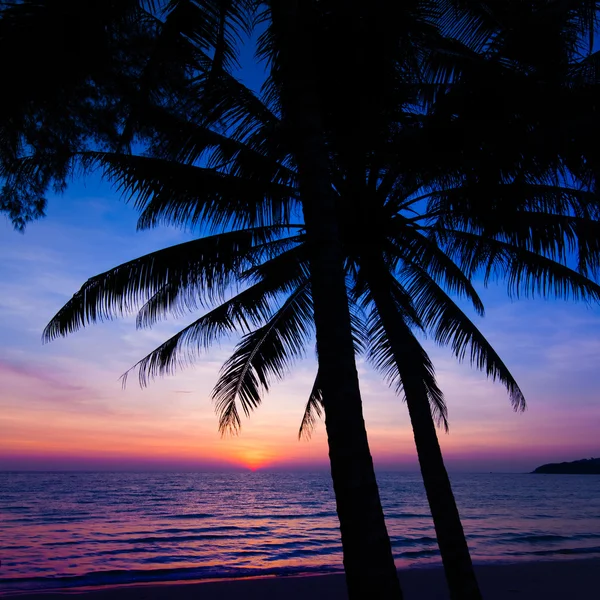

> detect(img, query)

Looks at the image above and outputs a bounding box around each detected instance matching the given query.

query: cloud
[1,357,90,397]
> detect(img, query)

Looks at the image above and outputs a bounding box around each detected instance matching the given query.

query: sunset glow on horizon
[1,180,600,474]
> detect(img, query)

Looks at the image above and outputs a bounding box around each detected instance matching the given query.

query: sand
[3,559,599,599]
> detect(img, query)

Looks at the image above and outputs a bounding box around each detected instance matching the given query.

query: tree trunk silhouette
[270,2,403,598]
[366,257,483,600]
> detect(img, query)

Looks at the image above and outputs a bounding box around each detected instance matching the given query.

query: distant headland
[532,457,600,474]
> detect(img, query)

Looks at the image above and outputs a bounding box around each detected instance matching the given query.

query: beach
[4,560,599,600]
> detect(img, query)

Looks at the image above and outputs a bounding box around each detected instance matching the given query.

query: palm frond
[164,0,252,72]
[186,31,280,142]
[136,232,303,328]
[212,282,313,433]
[122,264,305,389]
[388,219,485,315]
[400,261,525,411]
[298,371,324,441]
[428,183,600,228]
[438,228,600,303]
[43,227,301,342]
[79,151,298,231]
[437,1,500,53]
[437,207,600,279]
[141,104,293,186]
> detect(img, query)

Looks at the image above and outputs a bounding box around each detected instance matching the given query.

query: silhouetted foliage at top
[5,2,600,600]
[0,0,232,229]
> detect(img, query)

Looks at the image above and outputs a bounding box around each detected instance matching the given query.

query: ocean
[1,472,599,593]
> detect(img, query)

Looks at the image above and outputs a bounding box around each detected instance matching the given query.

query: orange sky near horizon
[3,336,599,473]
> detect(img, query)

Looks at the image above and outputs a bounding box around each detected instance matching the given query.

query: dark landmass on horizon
[532,457,600,474]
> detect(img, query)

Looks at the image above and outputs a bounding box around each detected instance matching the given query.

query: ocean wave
[163,513,213,520]
[220,511,338,520]
[0,563,343,593]
[397,549,441,559]
[391,536,438,548]
[507,546,600,557]
[385,512,432,520]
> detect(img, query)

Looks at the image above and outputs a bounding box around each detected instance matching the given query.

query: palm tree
[2,1,409,596]
[42,144,600,600]
[264,3,406,595]
[255,3,600,597]
[41,73,600,600]
[9,2,600,599]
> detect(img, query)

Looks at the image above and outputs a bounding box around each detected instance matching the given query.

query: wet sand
[4,559,599,599]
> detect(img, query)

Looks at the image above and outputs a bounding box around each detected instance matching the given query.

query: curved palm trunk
[365,258,483,600]
[270,2,402,599]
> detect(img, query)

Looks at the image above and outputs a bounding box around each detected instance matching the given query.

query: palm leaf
[298,371,323,441]
[400,261,525,411]
[142,104,293,186]
[439,228,600,302]
[122,244,309,388]
[80,151,298,231]
[43,227,301,341]
[136,232,303,328]
[388,219,486,315]
[212,282,313,433]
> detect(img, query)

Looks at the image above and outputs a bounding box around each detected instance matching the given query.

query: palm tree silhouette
[6,2,600,599]
[41,58,600,599]
[43,122,600,598]
[4,1,405,596]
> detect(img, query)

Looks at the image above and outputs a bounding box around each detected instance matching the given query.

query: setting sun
[238,449,271,471]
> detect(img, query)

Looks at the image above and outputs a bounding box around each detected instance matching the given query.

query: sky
[1,175,600,473]
[2,32,600,474]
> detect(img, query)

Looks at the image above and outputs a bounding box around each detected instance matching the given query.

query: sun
[238,449,270,472]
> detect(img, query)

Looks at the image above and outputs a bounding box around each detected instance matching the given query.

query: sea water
[1,471,599,592]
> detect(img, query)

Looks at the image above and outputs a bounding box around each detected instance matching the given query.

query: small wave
[530,546,600,557]
[1,516,94,525]
[397,549,441,559]
[164,513,213,520]
[265,546,340,561]
[500,533,600,545]
[39,533,255,548]
[509,534,569,544]
[161,525,246,534]
[391,536,437,548]
[0,563,343,593]
[385,513,432,520]
[40,527,271,547]
[221,511,337,521]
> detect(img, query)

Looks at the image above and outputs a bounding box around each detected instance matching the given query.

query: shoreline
[3,558,599,599]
